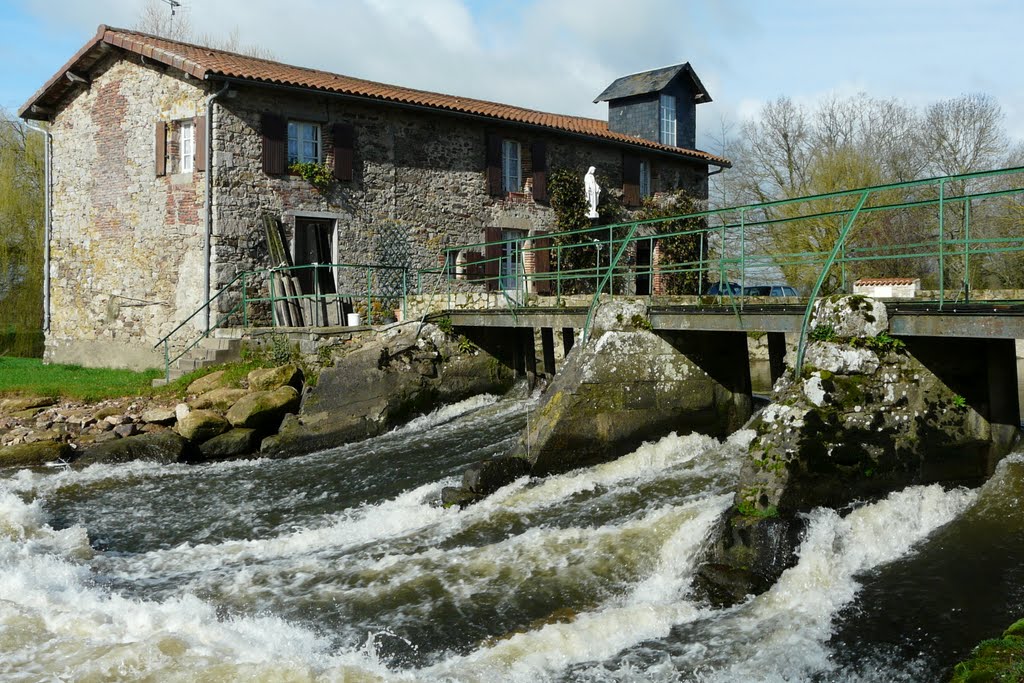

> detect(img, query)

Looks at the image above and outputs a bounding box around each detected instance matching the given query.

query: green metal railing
[153,262,410,380]
[419,165,1024,365]
[157,167,1024,382]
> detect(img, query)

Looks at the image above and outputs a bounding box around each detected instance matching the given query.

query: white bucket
[346,313,361,327]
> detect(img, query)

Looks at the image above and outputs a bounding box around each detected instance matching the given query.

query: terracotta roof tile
[20,25,730,168]
[854,278,920,286]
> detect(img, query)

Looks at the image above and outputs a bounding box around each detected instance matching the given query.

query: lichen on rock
[697,295,1006,607]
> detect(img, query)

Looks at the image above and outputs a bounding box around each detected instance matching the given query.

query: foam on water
[570,483,979,682]
[0,391,989,683]
[391,393,501,435]
[0,484,411,681]
[419,495,732,682]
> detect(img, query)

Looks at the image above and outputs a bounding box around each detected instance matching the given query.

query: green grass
[951,618,1024,682]
[0,356,164,402]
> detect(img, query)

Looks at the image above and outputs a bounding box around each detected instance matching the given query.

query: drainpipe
[204,81,231,333]
[24,120,52,332]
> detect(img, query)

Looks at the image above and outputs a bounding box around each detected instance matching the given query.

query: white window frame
[659,94,677,146]
[639,160,652,198]
[288,121,322,164]
[180,120,194,173]
[502,139,521,194]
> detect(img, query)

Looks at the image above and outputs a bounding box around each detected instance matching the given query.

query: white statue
[584,166,601,219]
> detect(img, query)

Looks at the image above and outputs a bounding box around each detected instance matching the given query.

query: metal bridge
[155,166,1024,379]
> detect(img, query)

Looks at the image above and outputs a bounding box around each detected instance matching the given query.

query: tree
[134,0,274,59]
[636,190,707,294]
[0,109,45,356]
[716,93,1024,293]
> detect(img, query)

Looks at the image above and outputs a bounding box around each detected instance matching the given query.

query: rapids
[0,392,1020,682]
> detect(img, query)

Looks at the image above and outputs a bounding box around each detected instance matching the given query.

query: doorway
[499,229,525,293]
[293,218,337,297]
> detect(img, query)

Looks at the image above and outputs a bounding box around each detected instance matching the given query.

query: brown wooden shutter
[463,252,484,281]
[485,132,502,196]
[533,232,552,294]
[483,226,502,290]
[193,116,206,172]
[155,121,167,177]
[332,122,354,181]
[623,154,641,207]
[531,140,548,202]
[262,113,287,175]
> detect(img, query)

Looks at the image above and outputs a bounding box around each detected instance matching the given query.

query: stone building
[20,24,729,370]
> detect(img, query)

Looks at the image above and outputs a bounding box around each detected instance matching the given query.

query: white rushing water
[0,397,990,681]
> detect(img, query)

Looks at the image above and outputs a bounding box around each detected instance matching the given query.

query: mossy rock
[1004,618,1024,638]
[189,387,249,411]
[226,386,300,432]
[76,431,191,466]
[247,364,303,392]
[187,370,227,396]
[0,441,73,468]
[1,396,57,414]
[176,409,230,443]
[197,428,260,460]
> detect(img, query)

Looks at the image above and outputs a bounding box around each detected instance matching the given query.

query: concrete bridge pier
[660,329,754,434]
[767,332,787,388]
[985,338,1021,458]
[902,335,1021,468]
[540,327,557,376]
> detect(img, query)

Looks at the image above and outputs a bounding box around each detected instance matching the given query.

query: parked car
[743,284,799,297]
[707,281,743,295]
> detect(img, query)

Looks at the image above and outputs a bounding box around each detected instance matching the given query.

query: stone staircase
[152,333,244,386]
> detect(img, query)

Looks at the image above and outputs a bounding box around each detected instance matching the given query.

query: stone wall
[210,83,708,321]
[47,54,208,369]
[44,54,709,368]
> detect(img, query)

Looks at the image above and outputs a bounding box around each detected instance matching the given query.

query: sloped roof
[854,278,920,286]
[594,63,711,104]
[19,25,730,168]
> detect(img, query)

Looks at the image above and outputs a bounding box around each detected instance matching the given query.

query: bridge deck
[447,301,1024,339]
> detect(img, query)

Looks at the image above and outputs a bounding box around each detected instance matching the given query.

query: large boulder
[176,409,230,443]
[189,388,249,411]
[247,364,303,392]
[697,296,1002,606]
[811,294,888,338]
[76,431,191,466]
[198,428,260,460]
[187,370,227,396]
[517,301,751,476]
[462,456,532,495]
[0,441,73,468]
[226,386,300,432]
[261,323,513,458]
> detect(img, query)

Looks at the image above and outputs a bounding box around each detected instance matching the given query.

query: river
[1,392,1022,681]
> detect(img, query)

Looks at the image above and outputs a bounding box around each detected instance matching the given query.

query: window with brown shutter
[332,122,354,181]
[193,116,206,172]
[483,226,502,290]
[155,121,167,177]
[531,141,548,202]
[485,133,502,196]
[262,113,287,175]
[623,154,641,207]
[533,232,552,294]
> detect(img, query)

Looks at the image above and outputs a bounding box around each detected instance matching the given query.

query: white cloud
[13,0,1024,154]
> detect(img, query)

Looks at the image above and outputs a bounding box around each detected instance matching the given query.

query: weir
[451,301,1023,445]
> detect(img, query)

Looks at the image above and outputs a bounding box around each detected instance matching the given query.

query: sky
[2,0,1022,156]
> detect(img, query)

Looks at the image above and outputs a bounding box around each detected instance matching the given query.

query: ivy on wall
[637,190,708,295]
[547,167,628,294]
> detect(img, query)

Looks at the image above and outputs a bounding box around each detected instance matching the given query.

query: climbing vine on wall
[638,190,708,295]
[548,168,627,294]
